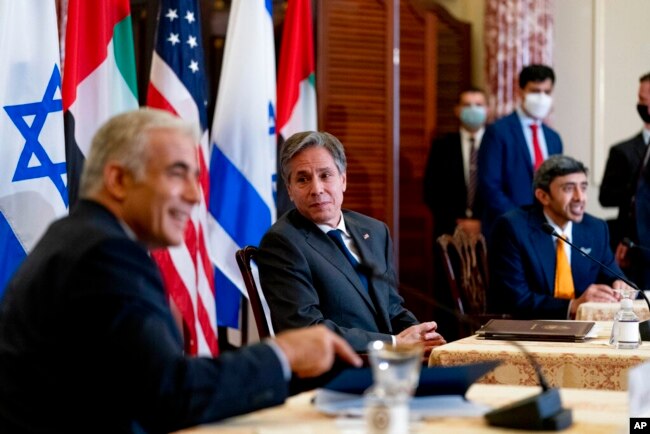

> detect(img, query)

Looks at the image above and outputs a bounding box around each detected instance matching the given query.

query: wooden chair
[235,246,274,341]
[436,227,507,337]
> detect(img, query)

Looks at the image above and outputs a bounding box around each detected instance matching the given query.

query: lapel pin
[363,233,370,240]
[580,247,591,255]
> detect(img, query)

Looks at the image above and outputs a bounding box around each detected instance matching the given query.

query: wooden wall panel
[317,0,396,231]
[399,2,436,294]
[399,2,471,304]
[432,6,472,137]
[317,0,471,310]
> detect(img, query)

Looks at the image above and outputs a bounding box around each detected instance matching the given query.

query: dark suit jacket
[478,112,563,237]
[0,200,288,433]
[487,206,622,319]
[636,165,650,288]
[599,132,647,242]
[423,132,484,237]
[257,209,419,351]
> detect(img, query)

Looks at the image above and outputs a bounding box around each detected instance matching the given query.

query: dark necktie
[629,143,650,226]
[530,123,544,171]
[466,136,478,217]
[327,229,369,292]
[637,143,650,185]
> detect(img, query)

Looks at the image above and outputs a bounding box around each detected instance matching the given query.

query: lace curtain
[484,0,554,119]
[57,0,68,68]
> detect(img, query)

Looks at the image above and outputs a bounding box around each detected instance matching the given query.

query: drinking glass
[367,340,424,398]
[364,341,423,434]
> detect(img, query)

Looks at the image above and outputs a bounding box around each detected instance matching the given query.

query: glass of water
[367,340,423,398]
[364,341,423,434]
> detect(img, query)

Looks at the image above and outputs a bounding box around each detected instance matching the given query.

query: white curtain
[484,0,554,119]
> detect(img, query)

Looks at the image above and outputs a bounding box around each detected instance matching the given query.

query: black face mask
[638,104,650,123]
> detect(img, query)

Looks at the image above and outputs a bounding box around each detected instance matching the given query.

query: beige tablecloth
[175,384,628,433]
[429,321,650,390]
[576,300,650,321]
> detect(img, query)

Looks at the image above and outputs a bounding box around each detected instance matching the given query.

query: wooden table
[576,300,650,321]
[175,384,628,433]
[428,321,650,390]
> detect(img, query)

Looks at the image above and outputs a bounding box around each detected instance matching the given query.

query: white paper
[585,322,602,338]
[313,389,490,419]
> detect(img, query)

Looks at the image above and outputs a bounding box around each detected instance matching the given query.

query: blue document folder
[323,360,500,397]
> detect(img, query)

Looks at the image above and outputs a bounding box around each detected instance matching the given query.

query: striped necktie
[466,136,478,217]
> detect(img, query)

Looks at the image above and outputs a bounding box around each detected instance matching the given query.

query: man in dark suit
[423,87,488,341]
[635,162,650,288]
[488,155,626,320]
[599,72,650,287]
[424,87,488,237]
[0,109,361,433]
[478,64,563,238]
[257,131,446,352]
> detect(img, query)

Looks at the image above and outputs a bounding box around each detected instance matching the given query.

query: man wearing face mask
[423,88,488,341]
[424,87,488,238]
[599,72,650,288]
[478,64,563,239]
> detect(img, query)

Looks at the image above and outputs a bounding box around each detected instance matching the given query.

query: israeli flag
[0,0,67,295]
[209,0,276,328]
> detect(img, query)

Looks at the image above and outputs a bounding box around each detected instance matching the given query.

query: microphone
[357,261,572,430]
[541,222,650,341]
[622,237,650,253]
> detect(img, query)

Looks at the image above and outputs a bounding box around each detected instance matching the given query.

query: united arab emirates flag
[275,0,317,216]
[62,0,138,206]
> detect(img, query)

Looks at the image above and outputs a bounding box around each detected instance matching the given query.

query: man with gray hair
[0,110,361,433]
[487,155,627,319]
[257,131,446,352]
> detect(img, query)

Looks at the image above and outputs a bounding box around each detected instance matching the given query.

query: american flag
[147,0,218,356]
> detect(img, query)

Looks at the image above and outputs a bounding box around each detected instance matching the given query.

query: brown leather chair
[437,227,508,337]
[235,246,274,341]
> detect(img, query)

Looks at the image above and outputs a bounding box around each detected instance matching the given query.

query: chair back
[235,246,274,340]
[436,227,492,336]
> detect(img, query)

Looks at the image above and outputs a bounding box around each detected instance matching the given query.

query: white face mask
[523,92,553,120]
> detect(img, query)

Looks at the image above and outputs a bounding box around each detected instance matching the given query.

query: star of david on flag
[0,0,67,295]
[210,0,277,330]
[4,66,68,207]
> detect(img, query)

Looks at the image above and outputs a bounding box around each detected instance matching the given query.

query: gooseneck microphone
[541,222,650,341]
[541,223,639,289]
[356,262,572,430]
[623,237,650,253]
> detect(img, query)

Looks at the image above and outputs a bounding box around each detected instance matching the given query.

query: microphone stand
[636,291,650,341]
[357,262,572,430]
[623,237,650,253]
[541,223,650,341]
